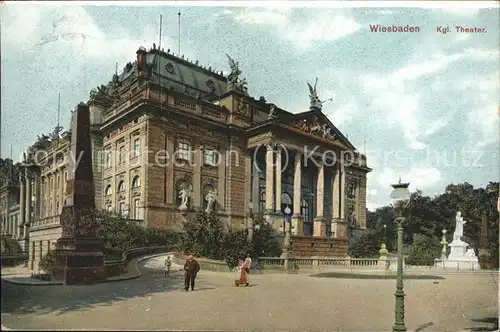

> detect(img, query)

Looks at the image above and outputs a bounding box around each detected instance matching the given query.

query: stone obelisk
[52,102,106,285]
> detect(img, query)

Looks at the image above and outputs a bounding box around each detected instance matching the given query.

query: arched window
[105,185,112,196]
[118,181,125,193]
[131,176,140,188]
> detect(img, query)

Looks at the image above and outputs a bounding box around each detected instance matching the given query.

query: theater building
[25,45,370,270]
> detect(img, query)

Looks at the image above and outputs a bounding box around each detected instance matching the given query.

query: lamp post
[281,205,292,259]
[389,180,411,332]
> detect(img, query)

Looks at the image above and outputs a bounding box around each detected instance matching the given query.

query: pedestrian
[183,254,200,291]
[164,256,172,277]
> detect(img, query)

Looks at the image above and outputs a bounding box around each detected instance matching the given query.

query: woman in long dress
[234,258,248,286]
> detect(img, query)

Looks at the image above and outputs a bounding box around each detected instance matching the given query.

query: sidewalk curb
[1,252,169,286]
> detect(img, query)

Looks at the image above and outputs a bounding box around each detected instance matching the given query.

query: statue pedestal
[444,239,480,270]
[52,206,106,285]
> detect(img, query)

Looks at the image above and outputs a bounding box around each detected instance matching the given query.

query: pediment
[287,111,355,149]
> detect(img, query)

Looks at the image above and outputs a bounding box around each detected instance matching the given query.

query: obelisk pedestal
[52,102,106,285]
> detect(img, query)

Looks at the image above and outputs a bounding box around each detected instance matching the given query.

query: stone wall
[28,225,61,272]
[291,236,349,258]
[226,136,247,224]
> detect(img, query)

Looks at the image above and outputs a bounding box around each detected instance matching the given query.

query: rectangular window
[134,199,140,219]
[177,141,191,161]
[133,138,140,157]
[204,148,218,166]
[119,146,125,164]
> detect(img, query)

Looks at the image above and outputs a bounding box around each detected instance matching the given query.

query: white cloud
[231,8,361,51]
[361,48,499,151]
[1,5,182,67]
[366,166,443,210]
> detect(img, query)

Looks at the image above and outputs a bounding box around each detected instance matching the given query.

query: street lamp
[389,179,411,332]
[281,205,292,259]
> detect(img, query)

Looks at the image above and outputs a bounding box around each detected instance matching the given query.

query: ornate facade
[24,45,370,271]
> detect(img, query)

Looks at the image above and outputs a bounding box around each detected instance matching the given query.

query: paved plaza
[1,255,498,331]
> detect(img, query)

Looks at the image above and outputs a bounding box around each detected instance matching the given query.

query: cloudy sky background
[1,3,499,210]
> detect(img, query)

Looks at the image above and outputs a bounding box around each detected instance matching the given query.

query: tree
[248,214,282,259]
[349,231,381,258]
[405,234,441,266]
[179,210,281,268]
[179,210,226,260]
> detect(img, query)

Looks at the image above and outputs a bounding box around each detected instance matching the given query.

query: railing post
[312,256,319,269]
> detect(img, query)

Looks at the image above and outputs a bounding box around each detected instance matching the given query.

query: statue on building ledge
[205,189,218,213]
[225,53,248,94]
[178,183,192,211]
[307,78,332,112]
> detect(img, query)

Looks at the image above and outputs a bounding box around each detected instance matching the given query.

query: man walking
[184,255,200,291]
[164,256,172,277]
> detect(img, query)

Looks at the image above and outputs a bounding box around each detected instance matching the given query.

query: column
[34,173,41,219]
[25,174,32,225]
[245,153,252,237]
[340,164,346,220]
[331,163,347,239]
[166,134,174,204]
[40,177,44,218]
[59,168,64,214]
[19,173,25,227]
[193,143,202,208]
[275,147,282,212]
[291,151,304,236]
[264,145,274,214]
[51,172,57,216]
[251,150,260,214]
[217,148,226,210]
[313,163,326,237]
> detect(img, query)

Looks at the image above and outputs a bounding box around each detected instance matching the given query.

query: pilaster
[218,148,226,209]
[313,162,326,237]
[265,144,274,213]
[193,142,202,208]
[275,147,282,212]
[292,151,303,236]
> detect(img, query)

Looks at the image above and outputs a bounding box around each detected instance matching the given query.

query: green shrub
[405,235,441,266]
[179,210,281,267]
[39,250,56,273]
[249,214,282,258]
[349,231,381,258]
[1,236,22,256]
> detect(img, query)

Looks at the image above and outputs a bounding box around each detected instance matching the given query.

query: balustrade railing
[30,215,60,228]
[258,257,492,272]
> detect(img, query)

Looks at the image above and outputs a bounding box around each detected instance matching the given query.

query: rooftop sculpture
[226,54,248,94]
[307,78,332,112]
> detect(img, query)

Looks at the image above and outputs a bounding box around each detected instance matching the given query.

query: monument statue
[453,211,466,241]
[225,54,248,93]
[445,210,480,270]
[307,78,333,112]
[205,189,218,213]
[178,184,192,210]
[52,102,106,285]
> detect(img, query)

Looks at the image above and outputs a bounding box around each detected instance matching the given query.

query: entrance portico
[246,109,371,245]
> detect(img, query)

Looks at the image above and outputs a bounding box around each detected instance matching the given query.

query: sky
[1,2,499,210]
